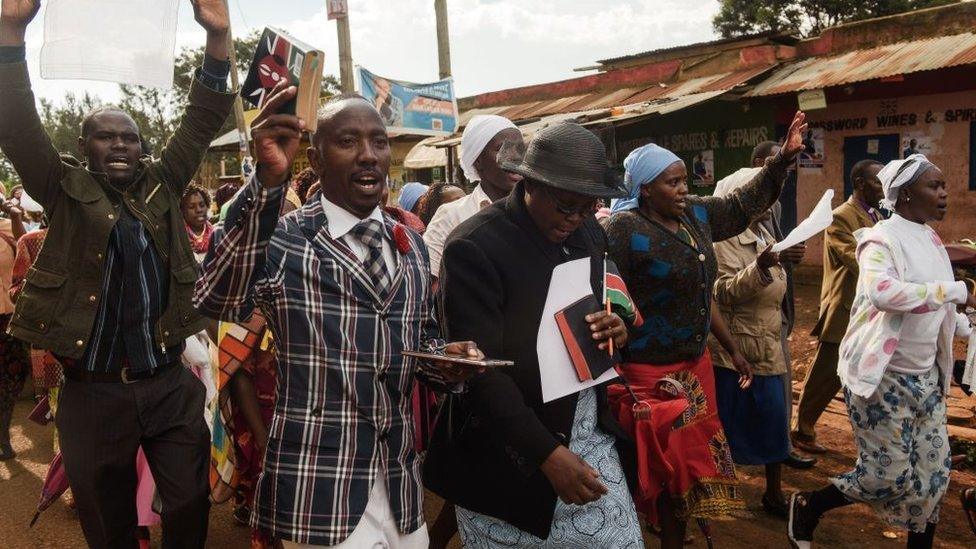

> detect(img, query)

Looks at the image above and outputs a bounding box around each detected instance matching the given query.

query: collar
[470,184,493,210]
[736,224,773,246]
[503,182,589,261]
[320,194,385,241]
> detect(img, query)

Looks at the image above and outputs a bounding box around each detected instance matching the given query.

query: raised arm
[0,0,65,211]
[694,112,808,242]
[194,81,303,320]
[152,0,235,193]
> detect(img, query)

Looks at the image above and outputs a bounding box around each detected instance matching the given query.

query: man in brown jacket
[0,1,234,546]
[791,159,884,454]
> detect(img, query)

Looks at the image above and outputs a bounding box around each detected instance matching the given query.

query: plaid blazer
[194,177,439,545]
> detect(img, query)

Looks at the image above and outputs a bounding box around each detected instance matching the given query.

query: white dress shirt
[321,195,396,272]
[422,183,493,275]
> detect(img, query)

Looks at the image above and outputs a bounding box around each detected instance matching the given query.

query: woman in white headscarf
[788,154,975,549]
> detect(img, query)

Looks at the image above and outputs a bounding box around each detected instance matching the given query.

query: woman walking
[709,178,806,519]
[788,154,975,549]
[605,111,807,547]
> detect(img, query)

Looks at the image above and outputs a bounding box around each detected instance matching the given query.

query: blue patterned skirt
[455,388,644,548]
[833,367,950,533]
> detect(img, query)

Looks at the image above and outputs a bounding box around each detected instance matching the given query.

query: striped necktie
[350,219,392,297]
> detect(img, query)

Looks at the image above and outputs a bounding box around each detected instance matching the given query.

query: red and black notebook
[554,294,619,382]
[242,27,324,126]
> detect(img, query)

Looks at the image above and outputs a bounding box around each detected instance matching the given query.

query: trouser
[281,478,429,549]
[57,364,211,549]
[792,341,841,440]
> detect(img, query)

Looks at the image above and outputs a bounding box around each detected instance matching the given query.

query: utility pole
[434,0,452,79]
[225,27,250,160]
[336,11,355,92]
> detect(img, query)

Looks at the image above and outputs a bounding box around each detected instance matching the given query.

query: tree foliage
[0,31,341,187]
[713,0,959,38]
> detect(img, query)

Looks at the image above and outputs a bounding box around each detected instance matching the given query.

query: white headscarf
[713,167,760,198]
[460,115,517,182]
[876,153,936,210]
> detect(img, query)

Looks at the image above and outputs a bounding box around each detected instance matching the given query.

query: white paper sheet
[537,258,619,403]
[963,313,976,390]
[771,189,835,252]
[40,0,180,89]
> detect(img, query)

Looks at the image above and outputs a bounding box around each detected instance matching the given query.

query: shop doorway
[842,134,900,197]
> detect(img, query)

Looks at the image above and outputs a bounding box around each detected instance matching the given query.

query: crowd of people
[1,1,976,549]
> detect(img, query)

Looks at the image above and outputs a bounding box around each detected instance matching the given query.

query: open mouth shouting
[352,170,384,194]
[105,155,133,171]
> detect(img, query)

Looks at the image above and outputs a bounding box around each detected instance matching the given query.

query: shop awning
[747,31,976,96]
[403,137,448,169]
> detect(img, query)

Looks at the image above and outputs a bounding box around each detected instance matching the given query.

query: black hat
[500,122,627,199]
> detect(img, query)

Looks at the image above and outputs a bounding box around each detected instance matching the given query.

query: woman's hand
[586,310,628,350]
[731,351,753,389]
[432,341,485,383]
[780,111,809,160]
[757,244,779,270]
[540,445,608,505]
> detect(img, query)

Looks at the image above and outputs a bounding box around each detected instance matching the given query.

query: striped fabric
[194,176,442,546]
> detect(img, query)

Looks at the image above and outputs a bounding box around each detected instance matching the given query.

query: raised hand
[0,0,41,45]
[781,111,809,159]
[252,80,306,188]
[190,0,229,35]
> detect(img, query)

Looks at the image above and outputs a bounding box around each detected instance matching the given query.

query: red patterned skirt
[608,350,744,525]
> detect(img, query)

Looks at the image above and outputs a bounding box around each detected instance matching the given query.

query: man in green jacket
[0,1,235,546]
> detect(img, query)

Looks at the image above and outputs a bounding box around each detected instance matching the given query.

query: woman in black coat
[425,123,642,548]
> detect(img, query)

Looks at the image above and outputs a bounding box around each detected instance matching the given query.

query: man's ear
[307,146,323,176]
[77,136,86,158]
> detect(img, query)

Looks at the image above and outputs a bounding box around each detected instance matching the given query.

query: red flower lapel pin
[392,224,412,255]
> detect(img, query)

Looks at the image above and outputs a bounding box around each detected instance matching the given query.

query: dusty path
[2,278,975,547]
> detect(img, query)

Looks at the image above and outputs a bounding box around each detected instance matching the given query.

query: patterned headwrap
[397,182,429,212]
[877,153,936,210]
[610,143,683,214]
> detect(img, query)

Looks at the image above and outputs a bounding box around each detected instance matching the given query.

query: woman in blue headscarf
[397,182,429,214]
[605,111,807,548]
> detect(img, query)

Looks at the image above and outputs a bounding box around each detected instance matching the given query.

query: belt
[63,360,179,384]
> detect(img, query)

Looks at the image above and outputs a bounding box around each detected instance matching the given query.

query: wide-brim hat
[500,122,628,199]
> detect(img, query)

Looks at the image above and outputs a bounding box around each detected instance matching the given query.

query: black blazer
[424,184,633,539]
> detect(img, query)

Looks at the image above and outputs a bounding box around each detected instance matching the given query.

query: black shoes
[783,451,818,469]
[762,493,789,519]
[788,492,819,549]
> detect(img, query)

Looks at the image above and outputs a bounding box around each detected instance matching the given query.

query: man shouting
[0,1,235,547]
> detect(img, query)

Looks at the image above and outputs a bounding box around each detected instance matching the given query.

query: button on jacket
[0,59,235,360]
[195,178,442,546]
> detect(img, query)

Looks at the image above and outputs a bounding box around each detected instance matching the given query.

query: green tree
[713,0,958,38]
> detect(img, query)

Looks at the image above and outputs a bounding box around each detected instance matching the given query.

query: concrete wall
[796,89,976,266]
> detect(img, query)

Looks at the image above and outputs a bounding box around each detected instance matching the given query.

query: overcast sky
[22,0,721,104]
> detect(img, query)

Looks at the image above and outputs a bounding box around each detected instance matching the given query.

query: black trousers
[57,364,211,549]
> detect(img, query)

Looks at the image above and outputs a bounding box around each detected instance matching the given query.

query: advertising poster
[798,127,825,169]
[358,67,458,136]
[901,134,936,157]
[691,150,714,188]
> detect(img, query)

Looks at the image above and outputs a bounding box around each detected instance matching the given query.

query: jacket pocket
[13,267,68,333]
[173,264,200,326]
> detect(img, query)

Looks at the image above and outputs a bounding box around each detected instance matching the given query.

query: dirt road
[1,278,975,547]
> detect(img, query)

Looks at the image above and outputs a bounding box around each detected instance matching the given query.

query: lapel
[847,197,875,230]
[298,191,405,308]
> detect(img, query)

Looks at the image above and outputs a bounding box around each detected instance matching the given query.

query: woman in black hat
[603,111,807,548]
[425,122,644,547]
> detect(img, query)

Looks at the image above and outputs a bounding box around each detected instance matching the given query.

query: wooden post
[434,0,452,79]
[336,12,355,93]
[225,25,250,160]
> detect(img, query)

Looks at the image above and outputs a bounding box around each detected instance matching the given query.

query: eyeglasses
[538,185,597,217]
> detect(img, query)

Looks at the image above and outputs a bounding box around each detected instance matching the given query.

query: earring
[905,196,910,202]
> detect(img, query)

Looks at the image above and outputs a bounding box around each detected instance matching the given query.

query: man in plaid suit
[195,81,480,548]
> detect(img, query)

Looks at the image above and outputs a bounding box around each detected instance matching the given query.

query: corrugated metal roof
[403,136,447,169]
[476,66,775,124]
[597,33,796,65]
[581,91,727,127]
[748,32,976,96]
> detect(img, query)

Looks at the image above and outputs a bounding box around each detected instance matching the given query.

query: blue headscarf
[610,144,682,214]
[397,182,429,212]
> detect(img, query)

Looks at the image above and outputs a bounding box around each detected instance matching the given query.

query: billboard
[357,67,458,136]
